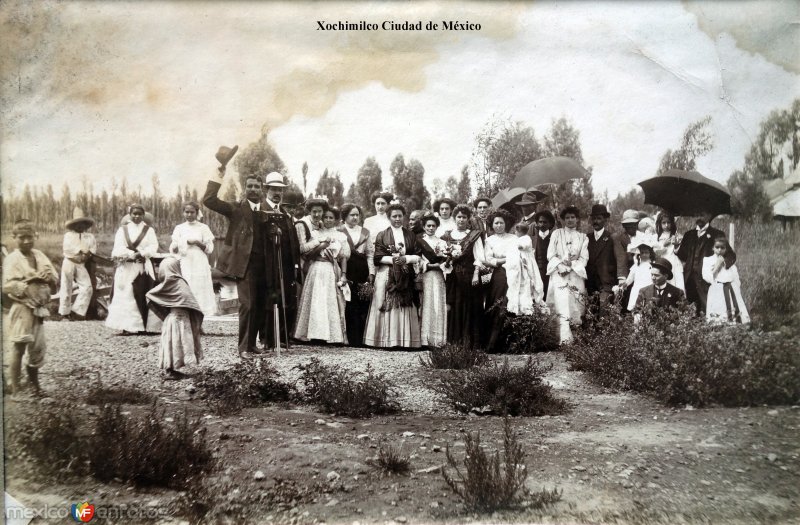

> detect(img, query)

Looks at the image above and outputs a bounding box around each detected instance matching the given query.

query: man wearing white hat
[58,207,97,320]
[617,209,640,311]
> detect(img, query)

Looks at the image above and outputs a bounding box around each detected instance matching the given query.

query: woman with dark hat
[433,197,457,237]
[58,207,97,320]
[441,204,486,349]
[106,203,162,334]
[545,205,588,344]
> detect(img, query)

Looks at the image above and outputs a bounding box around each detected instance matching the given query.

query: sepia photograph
[1,1,798,523]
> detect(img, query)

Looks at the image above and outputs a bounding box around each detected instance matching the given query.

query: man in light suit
[676,210,735,314]
[586,204,628,310]
[635,258,685,315]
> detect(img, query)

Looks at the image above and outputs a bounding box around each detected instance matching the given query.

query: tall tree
[234,126,287,189]
[302,161,309,195]
[470,117,543,195]
[315,168,345,208]
[344,183,358,205]
[542,117,594,217]
[390,154,429,210]
[355,157,383,212]
[456,165,471,204]
[656,116,713,175]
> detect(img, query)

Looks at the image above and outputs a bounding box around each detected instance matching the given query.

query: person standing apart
[106,204,162,334]
[339,204,374,346]
[3,219,58,396]
[58,207,97,320]
[546,206,589,344]
[170,202,217,317]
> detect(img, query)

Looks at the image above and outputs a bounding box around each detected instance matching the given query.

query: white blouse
[484,233,517,267]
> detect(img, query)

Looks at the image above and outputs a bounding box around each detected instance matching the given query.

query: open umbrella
[638,170,731,216]
[509,156,590,189]
[491,187,547,210]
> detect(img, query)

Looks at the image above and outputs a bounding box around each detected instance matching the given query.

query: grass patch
[90,402,214,489]
[85,383,155,405]
[294,358,399,418]
[498,307,561,354]
[433,357,568,416]
[369,443,411,475]
[193,359,292,415]
[419,342,488,369]
[443,417,561,512]
[565,304,800,407]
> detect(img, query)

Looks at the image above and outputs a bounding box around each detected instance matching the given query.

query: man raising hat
[586,203,628,311]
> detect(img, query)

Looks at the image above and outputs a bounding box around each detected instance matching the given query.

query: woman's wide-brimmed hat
[559,204,581,219]
[65,207,95,230]
[651,257,674,280]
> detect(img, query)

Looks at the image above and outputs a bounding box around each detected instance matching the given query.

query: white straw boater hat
[264,172,287,188]
[65,207,95,230]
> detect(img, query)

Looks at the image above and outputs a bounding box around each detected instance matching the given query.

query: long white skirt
[294,260,347,343]
[106,261,162,333]
[420,269,447,347]
[706,281,750,324]
[364,266,421,348]
[179,247,217,317]
[158,308,202,370]
[545,270,586,344]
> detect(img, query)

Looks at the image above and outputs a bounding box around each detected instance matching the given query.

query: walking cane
[275,227,291,352]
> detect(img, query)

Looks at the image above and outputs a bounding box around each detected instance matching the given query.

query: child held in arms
[3,219,59,396]
[504,223,544,315]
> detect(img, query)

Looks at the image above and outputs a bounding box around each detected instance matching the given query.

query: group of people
[3,145,751,392]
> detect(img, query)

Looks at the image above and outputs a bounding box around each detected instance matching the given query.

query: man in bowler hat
[586,203,628,309]
[634,258,685,315]
[532,209,555,298]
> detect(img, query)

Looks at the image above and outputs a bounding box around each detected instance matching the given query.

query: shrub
[90,403,215,489]
[419,342,488,369]
[498,307,560,354]
[294,358,399,418]
[7,402,89,479]
[442,417,561,512]
[565,304,800,407]
[193,359,291,415]
[369,442,411,475]
[85,383,154,405]
[433,357,569,416]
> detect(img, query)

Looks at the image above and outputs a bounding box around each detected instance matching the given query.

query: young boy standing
[3,219,58,396]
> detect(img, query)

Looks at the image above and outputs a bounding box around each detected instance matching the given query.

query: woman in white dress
[106,204,162,334]
[546,206,589,344]
[433,198,457,237]
[363,191,393,241]
[417,213,447,347]
[294,207,350,344]
[364,204,422,349]
[482,209,518,352]
[169,202,217,317]
[655,211,685,291]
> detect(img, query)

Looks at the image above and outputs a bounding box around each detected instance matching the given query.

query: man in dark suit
[586,204,628,310]
[676,210,735,314]
[202,147,298,358]
[634,258,685,316]
[532,209,555,298]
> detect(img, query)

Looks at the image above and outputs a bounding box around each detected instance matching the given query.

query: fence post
[729,223,735,250]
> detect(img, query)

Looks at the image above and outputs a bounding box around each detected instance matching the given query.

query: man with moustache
[586,204,628,311]
[676,209,735,314]
[634,258,685,320]
[532,209,555,298]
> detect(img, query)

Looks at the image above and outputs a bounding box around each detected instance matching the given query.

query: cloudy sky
[1,1,797,201]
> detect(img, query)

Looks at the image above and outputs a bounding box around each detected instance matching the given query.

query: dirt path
[4,320,800,524]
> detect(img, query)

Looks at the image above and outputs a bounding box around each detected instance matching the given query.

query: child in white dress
[625,242,655,311]
[702,237,750,324]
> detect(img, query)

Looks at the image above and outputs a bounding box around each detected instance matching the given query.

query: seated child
[3,219,58,396]
[702,236,750,324]
[146,257,204,380]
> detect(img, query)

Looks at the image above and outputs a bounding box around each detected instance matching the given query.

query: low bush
[433,357,568,416]
[193,359,292,415]
[7,402,89,479]
[90,402,214,489]
[565,304,800,407]
[498,307,561,354]
[419,342,488,369]
[369,442,411,475]
[294,358,399,418]
[443,417,561,512]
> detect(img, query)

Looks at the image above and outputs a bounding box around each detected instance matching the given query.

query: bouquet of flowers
[357,282,374,301]
[435,242,462,278]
